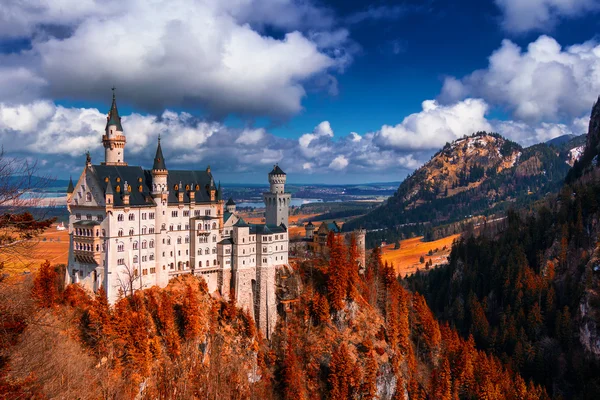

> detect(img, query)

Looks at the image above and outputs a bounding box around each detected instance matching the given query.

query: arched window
[205,247,209,254]
[118,229,123,237]
[129,228,134,236]
[149,226,155,234]
[142,240,147,249]
[212,222,217,229]
[198,249,202,255]
[133,241,138,250]
[177,237,182,244]
[199,261,202,267]
[169,224,174,231]
[141,226,147,234]
[212,236,216,242]
[185,236,189,244]
[117,214,124,222]
[212,247,217,254]
[86,192,92,202]
[149,254,154,260]
[213,259,217,266]
[117,244,124,252]
[167,237,171,245]
[102,229,106,236]
[149,240,154,248]
[129,213,135,221]
[133,255,138,264]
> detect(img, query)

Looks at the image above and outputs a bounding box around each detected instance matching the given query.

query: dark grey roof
[67,176,74,194]
[234,218,249,227]
[105,91,123,131]
[226,197,236,206]
[269,165,286,175]
[250,223,286,234]
[192,215,218,221]
[306,221,314,227]
[219,238,233,245]
[153,138,166,170]
[90,165,217,208]
[217,182,222,201]
[223,212,234,223]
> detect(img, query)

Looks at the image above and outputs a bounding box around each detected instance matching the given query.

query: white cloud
[349,132,362,142]
[440,35,600,122]
[235,128,266,145]
[329,155,349,170]
[495,0,599,34]
[0,0,353,119]
[374,99,493,150]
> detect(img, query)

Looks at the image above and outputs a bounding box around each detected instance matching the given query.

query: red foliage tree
[32,260,59,307]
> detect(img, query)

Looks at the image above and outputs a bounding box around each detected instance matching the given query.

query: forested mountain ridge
[405,101,600,398]
[345,132,579,246]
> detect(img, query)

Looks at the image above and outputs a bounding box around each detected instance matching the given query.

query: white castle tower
[263,165,291,227]
[102,88,127,166]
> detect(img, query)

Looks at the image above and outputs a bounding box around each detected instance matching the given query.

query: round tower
[151,137,169,287]
[269,165,286,194]
[102,88,127,166]
[263,165,291,228]
[305,221,315,239]
[226,198,236,214]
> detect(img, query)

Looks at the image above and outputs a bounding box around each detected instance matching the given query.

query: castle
[66,92,290,337]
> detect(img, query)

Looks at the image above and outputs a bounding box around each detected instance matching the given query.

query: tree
[329,343,355,400]
[0,151,55,264]
[32,260,59,308]
[419,255,425,264]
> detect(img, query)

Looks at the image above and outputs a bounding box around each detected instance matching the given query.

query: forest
[0,231,548,399]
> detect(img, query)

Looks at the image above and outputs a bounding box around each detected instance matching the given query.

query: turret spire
[153,136,167,170]
[67,176,74,194]
[105,87,123,131]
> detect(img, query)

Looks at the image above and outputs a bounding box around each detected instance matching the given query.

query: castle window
[212,248,216,254]
[213,260,217,266]
[198,249,202,255]
[133,255,138,264]
[169,224,173,231]
[149,213,155,219]
[177,237,182,244]
[141,227,147,234]
[212,222,217,229]
[117,214,124,222]
[142,268,147,276]
[205,210,211,216]
[185,224,189,230]
[171,211,178,217]
[75,213,81,220]
[129,228,134,236]
[129,214,135,221]
[118,229,123,237]
[142,213,146,220]
[263,247,267,252]
[167,238,171,245]
[133,241,138,250]
[86,193,92,202]
[170,251,173,256]
[150,254,154,261]
[212,236,216,242]
[102,229,106,236]
[185,236,189,244]
[117,244,124,252]
[177,224,181,230]
[149,240,154,248]
[118,258,125,265]
[178,250,181,256]
[183,210,189,217]
[149,227,155,234]
[142,240,147,249]
[96,215,103,221]
[194,210,201,216]
[205,247,209,254]
[225,249,231,255]
[199,261,202,267]
[86,214,92,220]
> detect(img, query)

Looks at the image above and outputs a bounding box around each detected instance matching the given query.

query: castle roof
[89,165,216,207]
[234,218,249,227]
[152,137,167,170]
[250,223,287,234]
[105,90,123,131]
[269,165,286,176]
[67,176,74,194]
[226,197,236,206]
[306,221,314,227]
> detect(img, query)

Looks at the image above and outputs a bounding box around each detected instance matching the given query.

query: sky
[1,0,600,184]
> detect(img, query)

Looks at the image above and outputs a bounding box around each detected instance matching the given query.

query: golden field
[381,234,460,278]
[1,225,70,275]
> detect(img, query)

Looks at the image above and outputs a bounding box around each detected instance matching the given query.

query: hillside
[404,101,600,398]
[0,244,548,399]
[345,132,576,246]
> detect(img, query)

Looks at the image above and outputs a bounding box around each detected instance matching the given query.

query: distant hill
[344,131,573,246]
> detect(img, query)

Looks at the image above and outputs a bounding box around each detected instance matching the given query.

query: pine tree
[32,260,59,307]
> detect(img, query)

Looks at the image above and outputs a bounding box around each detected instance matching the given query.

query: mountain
[405,100,600,398]
[549,133,587,167]
[345,132,571,246]
[546,134,578,147]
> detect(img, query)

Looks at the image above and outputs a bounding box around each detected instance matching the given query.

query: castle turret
[102,88,127,166]
[305,221,315,239]
[151,137,169,287]
[226,197,236,214]
[67,176,74,204]
[263,165,291,228]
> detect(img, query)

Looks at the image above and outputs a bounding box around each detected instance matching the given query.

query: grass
[1,225,70,275]
[381,234,460,278]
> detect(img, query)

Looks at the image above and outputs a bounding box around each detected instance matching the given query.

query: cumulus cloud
[329,155,349,170]
[0,0,354,119]
[374,99,493,151]
[440,35,600,123]
[495,0,599,34]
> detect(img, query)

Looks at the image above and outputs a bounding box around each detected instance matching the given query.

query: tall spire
[105,87,123,131]
[153,136,167,170]
[67,176,74,194]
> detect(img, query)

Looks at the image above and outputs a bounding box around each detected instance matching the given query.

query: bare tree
[116,263,141,298]
[0,149,55,268]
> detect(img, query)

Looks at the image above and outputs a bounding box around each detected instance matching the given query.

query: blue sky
[1,0,599,184]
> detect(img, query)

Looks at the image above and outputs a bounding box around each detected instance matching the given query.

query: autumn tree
[31,260,59,307]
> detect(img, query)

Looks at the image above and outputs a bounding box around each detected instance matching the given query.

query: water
[237,198,323,209]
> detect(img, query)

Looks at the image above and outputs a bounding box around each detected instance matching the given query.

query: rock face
[586,97,600,152]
